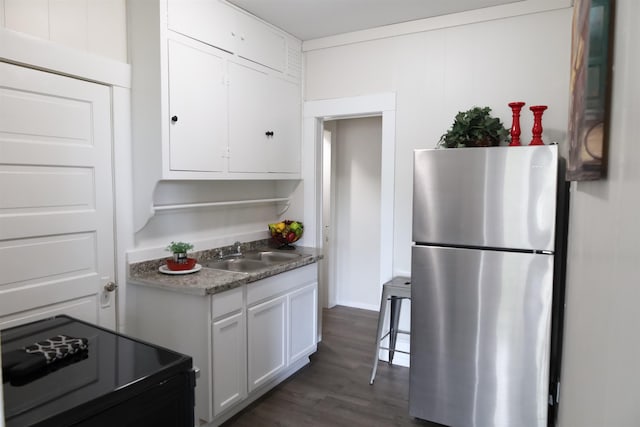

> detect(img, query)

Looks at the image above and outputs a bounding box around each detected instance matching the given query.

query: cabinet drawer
[247,264,315,306]
[212,286,243,319]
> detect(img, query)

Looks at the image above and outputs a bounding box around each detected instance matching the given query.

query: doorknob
[104,282,118,292]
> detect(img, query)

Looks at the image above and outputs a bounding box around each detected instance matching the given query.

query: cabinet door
[236,11,285,72]
[168,39,228,172]
[212,310,247,416]
[228,62,301,173]
[288,283,318,364]
[269,76,301,173]
[228,62,270,173]
[167,0,237,54]
[247,295,287,392]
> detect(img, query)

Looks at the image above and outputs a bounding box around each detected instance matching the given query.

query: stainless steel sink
[204,258,270,272]
[204,251,303,273]
[244,251,302,263]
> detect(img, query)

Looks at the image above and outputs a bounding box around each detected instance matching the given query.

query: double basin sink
[204,251,303,273]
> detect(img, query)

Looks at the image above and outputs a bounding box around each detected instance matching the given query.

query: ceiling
[227,0,525,41]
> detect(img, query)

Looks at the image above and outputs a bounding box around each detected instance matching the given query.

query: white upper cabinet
[128,0,302,230]
[228,62,301,173]
[228,62,271,173]
[167,0,286,72]
[167,0,237,54]
[168,39,228,172]
[235,11,286,72]
[269,75,302,173]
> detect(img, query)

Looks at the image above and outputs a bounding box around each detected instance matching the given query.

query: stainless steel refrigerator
[409,145,568,427]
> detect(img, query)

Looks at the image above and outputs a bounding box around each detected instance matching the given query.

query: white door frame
[303,93,396,306]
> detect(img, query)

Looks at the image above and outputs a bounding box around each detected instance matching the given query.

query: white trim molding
[303,93,396,303]
[0,28,131,88]
[303,0,573,52]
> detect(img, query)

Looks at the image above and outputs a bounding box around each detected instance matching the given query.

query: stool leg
[389,297,402,364]
[370,290,388,385]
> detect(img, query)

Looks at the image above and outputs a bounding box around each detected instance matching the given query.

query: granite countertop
[128,245,322,297]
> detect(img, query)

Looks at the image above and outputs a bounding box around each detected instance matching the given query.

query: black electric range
[2,315,195,427]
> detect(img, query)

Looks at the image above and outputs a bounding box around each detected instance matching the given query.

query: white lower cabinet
[289,283,318,364]
[247,295,287,392]
[128,264,317,426]
[212,309,246,416]
[245,283,317,390]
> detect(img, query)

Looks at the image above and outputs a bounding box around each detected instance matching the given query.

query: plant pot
[471,137,492,147]
[173,252,188,263]
[166,257,197,271]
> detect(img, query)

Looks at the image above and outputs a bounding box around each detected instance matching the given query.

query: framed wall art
[566,0,615,181]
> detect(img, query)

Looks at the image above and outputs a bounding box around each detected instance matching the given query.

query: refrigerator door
[412,145,558,251]
[409,245,553,427]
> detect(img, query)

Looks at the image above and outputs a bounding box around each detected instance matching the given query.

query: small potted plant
[165,241,196,271]
[437,106,509,148]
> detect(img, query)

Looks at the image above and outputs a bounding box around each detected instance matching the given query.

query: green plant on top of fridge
[438,106,509,148]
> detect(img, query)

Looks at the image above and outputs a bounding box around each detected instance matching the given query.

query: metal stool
[369,276,411,384]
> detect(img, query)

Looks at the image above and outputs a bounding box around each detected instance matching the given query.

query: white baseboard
[335,300,379,312]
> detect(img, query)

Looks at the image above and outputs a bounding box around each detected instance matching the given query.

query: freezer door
[412,145,558,251]
[409,245,553,427]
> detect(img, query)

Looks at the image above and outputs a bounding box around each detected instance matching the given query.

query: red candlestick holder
[529,105,548,145]
[508,102,526,146]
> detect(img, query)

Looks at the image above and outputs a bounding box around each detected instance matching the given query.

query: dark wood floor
[222,305,441,427]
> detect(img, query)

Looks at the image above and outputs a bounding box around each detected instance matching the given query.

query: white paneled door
[0,62,116,330]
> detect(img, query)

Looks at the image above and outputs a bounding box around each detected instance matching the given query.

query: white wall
[557,1,640,426]
[306,5,572,276]
[331,117,382,310]
[0,0,127,63]
[132,180,301,260]
[305,1,640,426]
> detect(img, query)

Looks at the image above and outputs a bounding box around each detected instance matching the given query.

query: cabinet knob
[171,115,178,123]
[265,131,274,137]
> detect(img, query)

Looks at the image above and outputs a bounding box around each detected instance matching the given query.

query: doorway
[323,116,383,310]
[303,93,396,316]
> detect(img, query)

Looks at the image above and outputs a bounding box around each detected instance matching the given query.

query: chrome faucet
[219,241,243,259]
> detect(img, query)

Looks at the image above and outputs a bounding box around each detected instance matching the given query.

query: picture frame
[566,0,615,181]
